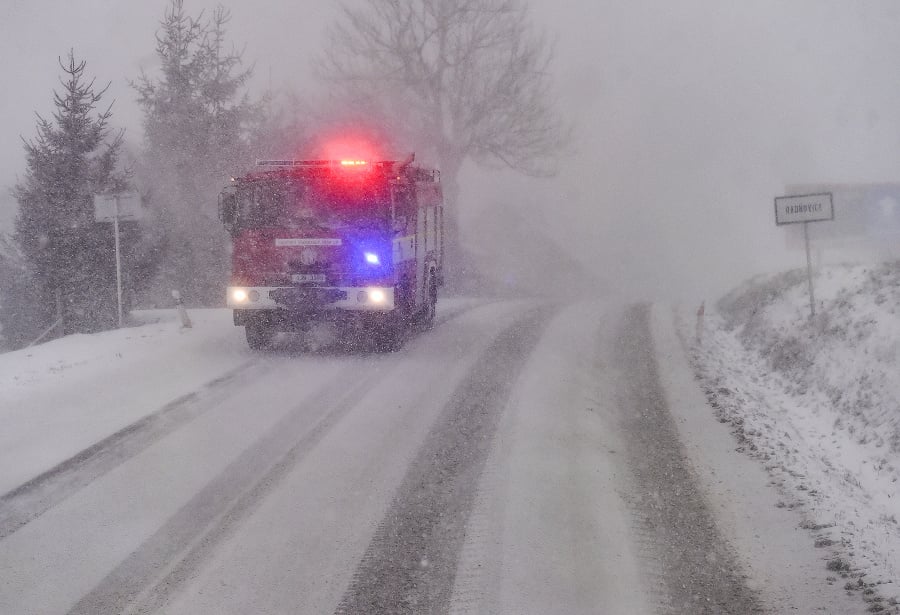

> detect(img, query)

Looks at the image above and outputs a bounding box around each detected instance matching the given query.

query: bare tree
[317,0,567,286]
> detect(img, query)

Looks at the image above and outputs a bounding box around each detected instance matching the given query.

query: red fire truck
[218,156,444,350]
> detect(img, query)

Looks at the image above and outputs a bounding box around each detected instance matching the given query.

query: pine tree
[200,7,258,173]
[0,235,42,350]
[134,1,260,306]
[0,51,131,347]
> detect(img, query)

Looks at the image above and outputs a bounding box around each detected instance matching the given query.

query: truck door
[391,182,418,312]
[436,204,444,284]
[415,201,427,309]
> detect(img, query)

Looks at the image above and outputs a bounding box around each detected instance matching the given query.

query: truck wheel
[246,322,274,351]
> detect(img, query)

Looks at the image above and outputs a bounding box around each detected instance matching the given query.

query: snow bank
[0,309,249,494]
[692,263,900,610]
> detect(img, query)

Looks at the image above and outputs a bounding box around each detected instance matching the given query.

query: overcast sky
[2,1,900,301]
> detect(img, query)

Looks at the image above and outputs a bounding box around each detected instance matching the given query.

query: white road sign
[93,192,143,328]
[774,192,833,226]
[783,183,900,250]
[93,193,143,222]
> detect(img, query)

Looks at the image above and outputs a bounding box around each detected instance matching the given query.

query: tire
[245,321,274,351]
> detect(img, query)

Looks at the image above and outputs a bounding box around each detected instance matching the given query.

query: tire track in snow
[0,301,480,543]
[67,361,387,615]
[334,305,556,615]
[0,360,257,541]
[67,300,486,615]
[613,304,764,614]
[446,462,503,615]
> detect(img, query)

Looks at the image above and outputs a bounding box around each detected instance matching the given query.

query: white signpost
[94,193,142,328]
[774,192,834,319]
[783,184,900,256]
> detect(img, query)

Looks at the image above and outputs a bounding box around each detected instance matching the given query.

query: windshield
[236,177,390,231]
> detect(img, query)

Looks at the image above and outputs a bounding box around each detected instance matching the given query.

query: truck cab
[219,158,443,350]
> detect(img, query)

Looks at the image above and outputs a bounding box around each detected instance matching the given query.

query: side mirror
[218,190,237,233]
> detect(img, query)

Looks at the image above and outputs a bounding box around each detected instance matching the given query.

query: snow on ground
[691,262,900,611]
[450,301,648,615]
[0,309,249,494]
[0,299,481,497]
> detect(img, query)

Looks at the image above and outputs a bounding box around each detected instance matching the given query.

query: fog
[3,0,900,304]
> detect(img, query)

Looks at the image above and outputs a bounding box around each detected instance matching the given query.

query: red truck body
[219,158,444,350]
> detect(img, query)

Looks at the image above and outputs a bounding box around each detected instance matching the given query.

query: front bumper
[227,285,396,312]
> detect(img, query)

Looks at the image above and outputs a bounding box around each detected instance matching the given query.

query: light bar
[255,159,377,168]
[256,159,302,166]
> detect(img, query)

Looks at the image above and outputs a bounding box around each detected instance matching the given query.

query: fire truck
[218,156,444,350]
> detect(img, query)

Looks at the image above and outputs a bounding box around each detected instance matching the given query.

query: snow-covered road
[0,299,866,614]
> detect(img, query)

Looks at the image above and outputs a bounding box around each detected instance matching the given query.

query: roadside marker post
[774,192,834,319]
[171,290,193,329]
[696,301,705,346]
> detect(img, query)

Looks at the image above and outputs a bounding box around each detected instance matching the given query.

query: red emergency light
[318,135,380,165]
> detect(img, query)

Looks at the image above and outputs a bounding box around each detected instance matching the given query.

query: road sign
[93,193,143,222]
[783,184,900,247]
[93,193,143,328]
[774,192,835,320]
[774,193,834,226]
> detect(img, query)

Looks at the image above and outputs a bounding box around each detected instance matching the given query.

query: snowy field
[692,263,900,611]
[0,309,251,494]
[0,301,483,496]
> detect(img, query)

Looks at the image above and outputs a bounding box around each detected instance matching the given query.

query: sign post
[113,195,123,327]
[803,221,815,317]
[774,192,834,319]
[94,193,142,328]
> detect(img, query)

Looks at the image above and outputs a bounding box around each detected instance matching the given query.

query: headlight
[364,251,380,265]
[231,289,248,303]
[369,289,386,304]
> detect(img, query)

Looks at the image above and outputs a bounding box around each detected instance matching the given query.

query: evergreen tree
[246,91,312,161]
[134,1,260,306]
[0,235,43,350]
[200,7,258,172]
[0,51,133,347]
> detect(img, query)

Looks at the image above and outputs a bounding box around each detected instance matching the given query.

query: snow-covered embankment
[692,263,900,611]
